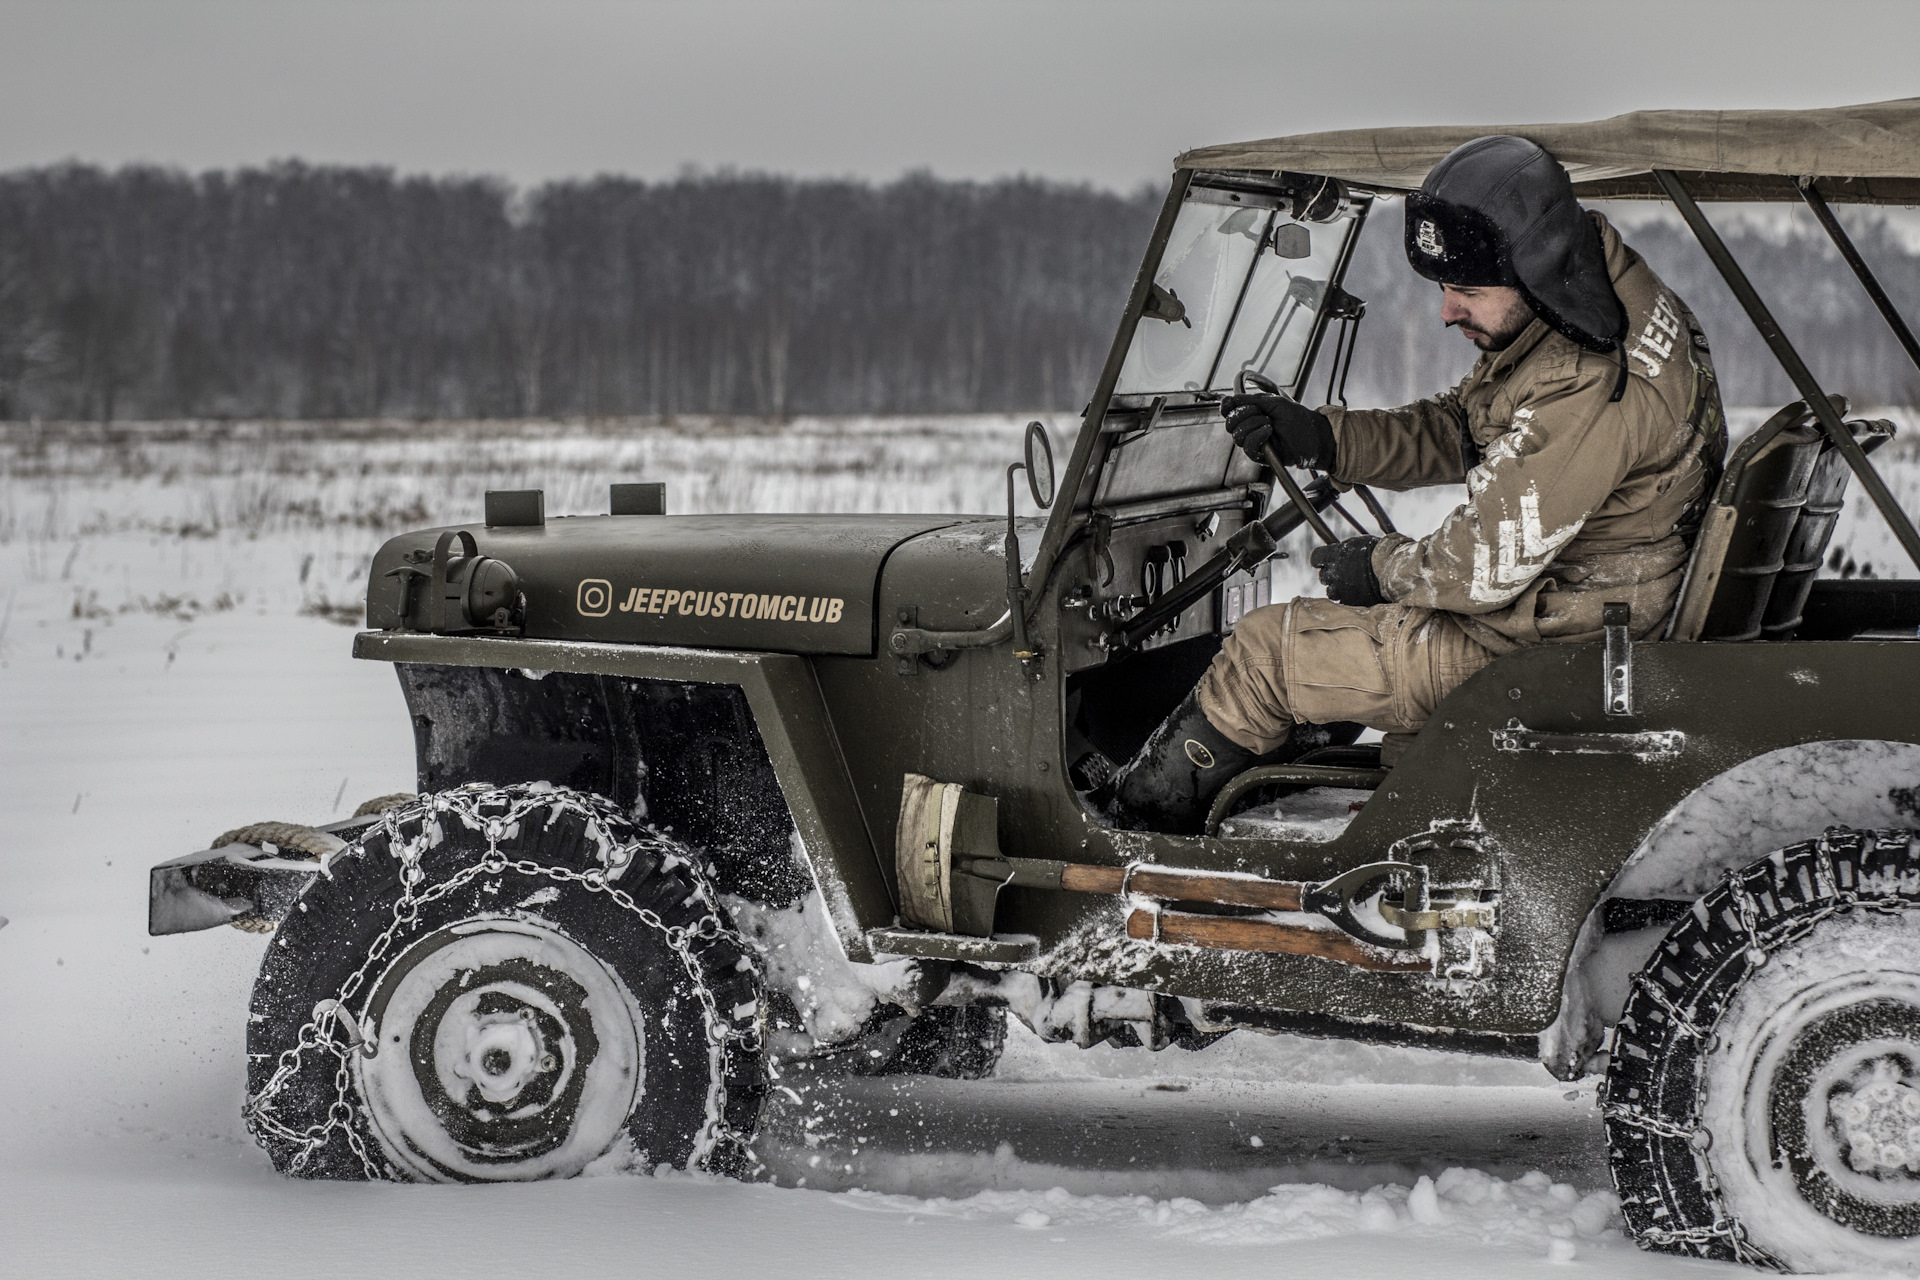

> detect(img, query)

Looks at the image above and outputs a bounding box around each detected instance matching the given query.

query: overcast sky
[3,0,1917,190]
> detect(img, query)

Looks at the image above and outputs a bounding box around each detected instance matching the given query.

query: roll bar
[1654,169,1920,575]
[1796,179,1920,381]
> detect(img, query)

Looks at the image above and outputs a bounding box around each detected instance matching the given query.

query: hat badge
[1416,219,1444,257]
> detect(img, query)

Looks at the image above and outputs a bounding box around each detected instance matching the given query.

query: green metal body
[349,163,1920,1055]
[354,546,1920,1038]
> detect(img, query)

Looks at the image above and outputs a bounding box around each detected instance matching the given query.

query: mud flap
[894,774,1011,936]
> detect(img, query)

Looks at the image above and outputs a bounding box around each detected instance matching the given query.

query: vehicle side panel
[358,619,1920,1037]
[834,555,1920,1036]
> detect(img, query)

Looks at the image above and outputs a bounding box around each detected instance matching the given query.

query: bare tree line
[0,162,1913,422]
[0,164,1152,421]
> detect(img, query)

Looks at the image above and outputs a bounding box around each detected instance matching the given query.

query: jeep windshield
[1114,179,1368,404]
[1076,176,1369,509]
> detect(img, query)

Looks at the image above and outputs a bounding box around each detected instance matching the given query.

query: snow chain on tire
[242,782,765,1181]
[1604,827,1920,1268]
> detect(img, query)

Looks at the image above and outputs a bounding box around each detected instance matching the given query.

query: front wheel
[245,783,765,1181]
[1606,828,1920,1271]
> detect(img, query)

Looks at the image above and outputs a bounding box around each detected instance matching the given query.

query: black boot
[1082,695,1363,835]
[1092,691,1258,834]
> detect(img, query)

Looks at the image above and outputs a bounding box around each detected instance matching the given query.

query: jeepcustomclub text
[587,582,845,624]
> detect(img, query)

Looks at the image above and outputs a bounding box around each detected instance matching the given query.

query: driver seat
[1666,397,1894,642]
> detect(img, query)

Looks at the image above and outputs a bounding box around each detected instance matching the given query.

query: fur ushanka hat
[1405,135,1627,355]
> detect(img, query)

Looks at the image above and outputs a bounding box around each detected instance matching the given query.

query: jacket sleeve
[1321,374,1472,491]
[1369,368,1641,615]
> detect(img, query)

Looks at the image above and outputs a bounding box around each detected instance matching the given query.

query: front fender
[353,632,893,961]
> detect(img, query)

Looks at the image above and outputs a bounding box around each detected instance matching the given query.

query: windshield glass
[1115,187,1361,398]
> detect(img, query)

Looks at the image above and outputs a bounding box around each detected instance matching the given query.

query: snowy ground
[4,413,1916,1279]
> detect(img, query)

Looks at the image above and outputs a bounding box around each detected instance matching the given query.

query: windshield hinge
[1321,282,1365,322]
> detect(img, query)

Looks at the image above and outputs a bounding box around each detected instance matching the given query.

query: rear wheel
[245,783,764,1181]
[1606,828,1920,1270]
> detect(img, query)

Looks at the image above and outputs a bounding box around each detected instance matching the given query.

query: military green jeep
[152,101,1920,1271]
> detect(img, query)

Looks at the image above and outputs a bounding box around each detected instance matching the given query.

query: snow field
[0,413,1073,627]
[0,601,1642,1278]
[2,407,1913,631]
[844,1164,1618,1254]
[6,412,1919,1278]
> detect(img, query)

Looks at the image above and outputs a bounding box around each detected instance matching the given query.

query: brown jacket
[1321,213,1725,654]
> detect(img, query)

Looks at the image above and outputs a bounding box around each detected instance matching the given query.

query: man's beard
[1449,295,1535,352]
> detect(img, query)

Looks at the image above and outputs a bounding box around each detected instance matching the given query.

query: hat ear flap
[1506,213,1628,353]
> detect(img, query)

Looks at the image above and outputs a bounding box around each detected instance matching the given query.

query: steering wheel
[1232,368,1339,545]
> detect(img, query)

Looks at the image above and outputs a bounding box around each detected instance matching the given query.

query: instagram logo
[576,579,613,617]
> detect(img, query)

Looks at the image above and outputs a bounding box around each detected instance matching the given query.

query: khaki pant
[1198,599,1496,757]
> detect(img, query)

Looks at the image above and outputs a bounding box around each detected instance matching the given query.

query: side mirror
[1023,421,1055,510]
[1271,222,1311,259]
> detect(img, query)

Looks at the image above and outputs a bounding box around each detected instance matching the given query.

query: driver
[1094,135,1726,831]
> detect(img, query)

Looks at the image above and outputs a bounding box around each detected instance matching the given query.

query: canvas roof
[1176,99,1920,203]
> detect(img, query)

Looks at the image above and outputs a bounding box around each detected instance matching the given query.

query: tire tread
[1606,827,1920,1266]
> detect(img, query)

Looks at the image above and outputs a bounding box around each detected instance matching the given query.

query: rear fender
[1541,738,1920,1077]
[358,632,893,961]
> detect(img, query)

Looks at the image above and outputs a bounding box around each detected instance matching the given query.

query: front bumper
[147,814,378,936]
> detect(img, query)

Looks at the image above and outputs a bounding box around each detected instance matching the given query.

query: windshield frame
[1036,172,1368,543]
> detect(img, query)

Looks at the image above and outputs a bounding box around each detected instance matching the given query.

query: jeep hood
[366,513,971,656]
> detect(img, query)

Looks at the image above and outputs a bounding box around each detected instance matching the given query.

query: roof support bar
[1797,178,1920,380]
[1653,169,1920,575]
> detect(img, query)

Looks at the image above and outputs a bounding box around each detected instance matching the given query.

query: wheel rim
[357,916,643,1181]
[1701,910,1920,1261]
[1774,999,1920,1233]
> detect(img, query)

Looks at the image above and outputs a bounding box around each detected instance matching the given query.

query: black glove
[1310,536,1384,607]
[1219,393,1337,470]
